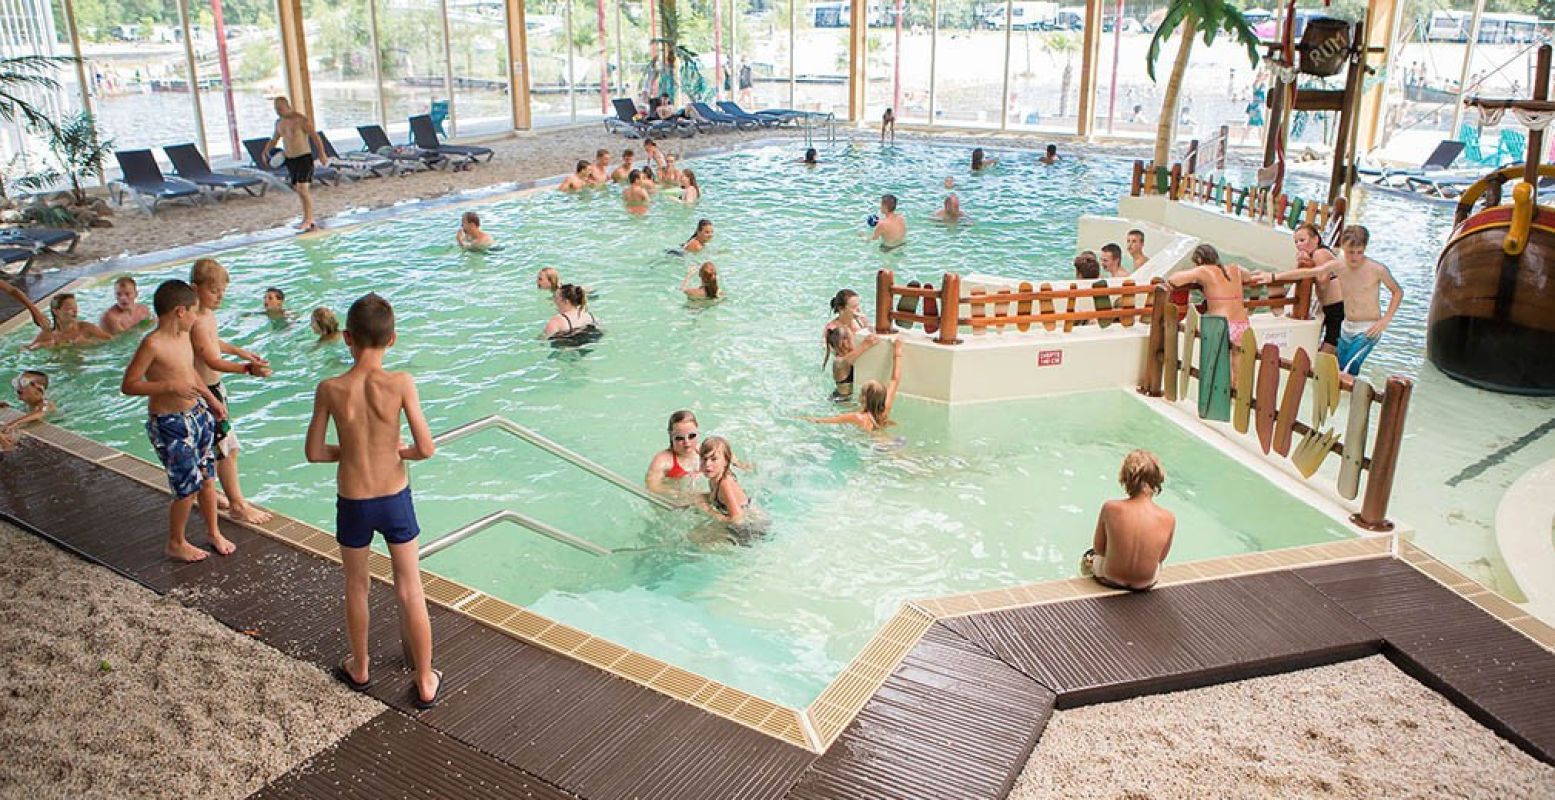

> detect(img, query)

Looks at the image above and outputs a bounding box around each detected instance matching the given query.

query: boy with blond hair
[306,293,441,708]
[1,370,54,450]
[121,280,233,562]
[1082,449,1175,591]
[100,275,152,336]
[1265,225,1401,375]
[190,258,274,524]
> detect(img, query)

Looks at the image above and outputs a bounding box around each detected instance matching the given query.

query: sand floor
[1013,656,1555,799]
[0,520,381,800]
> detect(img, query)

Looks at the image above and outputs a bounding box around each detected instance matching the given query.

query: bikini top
[664,452,691,480]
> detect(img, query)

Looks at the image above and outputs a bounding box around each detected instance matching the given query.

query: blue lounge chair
[1495,128,1527,165]
[715,101,782,127]
[357,124,447,171]
[317,131,401,178]
[0,247,34,280]
[163,143,266,198]
[240,137,341,187]
[604,98,693,139]
[1459,122,1499,167]
[690,102,758,131]
[0,226,78,254]
[409,114,494,163]
[110,149,202,213]
[718,101,798,126]
[1356,140,1464,186]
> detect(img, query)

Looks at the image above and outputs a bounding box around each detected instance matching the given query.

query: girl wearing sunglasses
[645,409,702,497]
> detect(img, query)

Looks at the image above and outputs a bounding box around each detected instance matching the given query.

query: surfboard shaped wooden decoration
[1197,315,1232,422]
[1017,281,1033,332]
[1232,326,1259,434]
[1119,279,1138,328]
[1178,306,1200,403]
[1273,348,1311,456]
[994,288,1013,332]
[1255,343,1281,454]
[1092,280,1114,329]
[922,282,939,335]
[1038,282,1056,332]
[970,286,988,335]
[1291,427,1339,478]
[1338,378,1374,500]
[1312,351,1340,428]
[1162,301,1181,401]
[896,280,921,330]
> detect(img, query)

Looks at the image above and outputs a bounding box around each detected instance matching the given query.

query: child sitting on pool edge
[1081,449,1175,592]
[1,370,56,450]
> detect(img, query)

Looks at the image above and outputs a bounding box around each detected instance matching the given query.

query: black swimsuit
[550,310,602,346]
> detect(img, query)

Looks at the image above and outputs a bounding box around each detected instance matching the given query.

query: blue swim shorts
[1336,321,1381,377]
[145,400,217,499]
[336,486,420,549]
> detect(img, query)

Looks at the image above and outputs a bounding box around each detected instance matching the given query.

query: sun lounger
[240,138,341,188]
[109,149,203,213]
[409,115,494,163]
[0,226,78,254]
[0,247,35,281]
[356,124,450,170]
[604,98,694,139]
[162,143,266,198]
[690,102,758,131]
[717,101,797,126]
[1404,169,1484,199]
[1356,140,1464,186]
[317,131,403,177]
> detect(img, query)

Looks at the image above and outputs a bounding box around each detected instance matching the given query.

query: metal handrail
[420,509,612,558]
[433,415,676,511]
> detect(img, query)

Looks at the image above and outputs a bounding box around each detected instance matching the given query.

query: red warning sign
[1038,350,1063,367]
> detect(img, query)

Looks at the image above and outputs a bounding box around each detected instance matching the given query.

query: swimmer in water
[695,435,763,544]
[456,210,494,250]
[541,284,600,340]
[558,160,591,192]
[800,147,818,166]
[623,169,651,214]
[1,283,112,350]
[681,261,721,300]
[310,306,342,345]
[805,338,903,432]
[587,148,611,185]
[1039,144,1059,164]
[824,324,878,400]
[932,179,965,223]
[661,154,683,186]
[684,219,714,253]
[536,267,592,298]
[100,275,153,336]
[679,169,701,204]
[610,148,636,182]
[881,107,895,144]
[645,409,702,497]
[971,147,997,172]
[0,370,55,450]
[869,194,906,250]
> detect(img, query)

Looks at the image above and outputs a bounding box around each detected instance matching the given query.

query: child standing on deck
[305,293,441,708]
[191,258,273,524]
[121,280,232,562]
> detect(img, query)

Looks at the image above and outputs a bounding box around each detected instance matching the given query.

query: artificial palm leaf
[1146,1,1260,83]
[0,55,75,131]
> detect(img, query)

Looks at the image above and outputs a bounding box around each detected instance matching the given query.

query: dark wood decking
[3,435,1552,800]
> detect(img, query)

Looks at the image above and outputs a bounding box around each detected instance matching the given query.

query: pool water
[0,142,1405,706]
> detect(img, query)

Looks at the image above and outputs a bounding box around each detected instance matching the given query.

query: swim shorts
[1336,320,1380,376]
[284,154,314,185]
[1321,302,1345,347]
[145,400,217,499]
[207,381,237,459]
[336,486,420,549]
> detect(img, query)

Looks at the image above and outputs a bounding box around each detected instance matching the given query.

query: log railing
[1130,160,1348,239]
[1140,285,1410,531]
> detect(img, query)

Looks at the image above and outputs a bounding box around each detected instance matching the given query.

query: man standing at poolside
[262,97,328,233]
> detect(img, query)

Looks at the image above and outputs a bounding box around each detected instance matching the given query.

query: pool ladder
[419,415,677,559]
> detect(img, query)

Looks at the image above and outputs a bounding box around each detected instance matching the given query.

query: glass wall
[305,0,381,138]
[378,0,450,137]
[793,0,848,114]
[1006,5,1085,132]
[71,0,201,153]
[863,0,928,125]
[448,0,511,135]
[1093,0,1156,140]
[739,0,792,109]
[4,0,86,169]
[190,0,284,162]
[527,0,573,124]
[934,0,1003,128]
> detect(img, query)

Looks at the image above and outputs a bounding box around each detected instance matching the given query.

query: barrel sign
[1038,350,1063,367]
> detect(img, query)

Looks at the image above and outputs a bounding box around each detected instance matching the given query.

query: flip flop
[334,659,372,692]
[412,669,445,710]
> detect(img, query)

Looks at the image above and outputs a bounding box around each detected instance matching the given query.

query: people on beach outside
[100,276,151,336]
[696,435,762,543]
[190,258,274,525]
[1258,224,1342,353]
[679,169,701,204]
[263,287,288,318]
[311,307,342,345]
[455,211,494,251]
[971,147,998,171]
[1168,244,1253,374]
[881,107,896,144]
[610,149,636,182]
[1,283,111,350]
[645,409,701,497]
[261,96,328,233]
[1073,251,1101,280]
[541,284,600,341]
[824,288,872,347]
[1081,449,1175,592]
[1039,144,1060,165]
[643,138,667,170]
[587,148,612,185]
[1268,225,1400,376]
[824,324,879,401]
[304,292,441,709]
[805,338,903,432]
[1126,229,1150,269]
[801,148,819,166]
[0,370,54,450]
[684,219,714,253]
[870,194,907,250]
[622,170,651,214]
[1099,243,1129,278]
[682,262,721,300]
[559,160,591,192]
[120,279,232,562]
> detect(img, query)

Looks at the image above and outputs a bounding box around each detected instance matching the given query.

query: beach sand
[1012,655,1555,799]
[0,520,381,800]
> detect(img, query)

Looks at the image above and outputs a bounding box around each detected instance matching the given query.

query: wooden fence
[1130,160,1348,239]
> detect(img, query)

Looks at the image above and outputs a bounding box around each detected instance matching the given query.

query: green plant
[14,112,114,208]
[23,205,78,228]
[1145,0,1259,166]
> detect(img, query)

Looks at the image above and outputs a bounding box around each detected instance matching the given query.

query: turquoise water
[4,143,1350,705]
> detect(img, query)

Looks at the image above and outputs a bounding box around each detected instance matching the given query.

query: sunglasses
[672,432,699,443]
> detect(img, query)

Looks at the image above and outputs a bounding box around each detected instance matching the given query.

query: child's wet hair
[698,435,735,475]
[1294,222,1324,244]
[265,287,285,301]
[682,168,698,188]
[346,292,395,347]
[49,293,76,313]
[830,288,858,314]
[881,194,898,212]
[190,257,227,286]
[627,168,641,183]
[114,275,137,290]
[537,267,560,291]
[13,369,48,396]
[860,380,889,425]
[1119,449,1165,497]
[699,262,719,299]
[695,219,713,235]
[804,147,817,163]
[1339,225,1370,248]
[557,284,586,307]
[1192,243,1221,265]
[462,211,480,226]
[575,159,589,173]
[153,279,198,315]
[1073,251,1100,280]
[311,306,340,336]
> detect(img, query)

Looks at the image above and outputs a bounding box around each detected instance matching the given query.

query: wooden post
[1170,164,1183,200]
[275,0,315,122]
[1187,139,1199,174]
[1353,376,1412,531]
[1291,278,1313,320]
[875,269,895,334]
[1141,285,1169,396]
[1077,0,1103,139]
[506,0,532,129]
[936,273,962,345]
[1217,124,1229,170]
[1131,160,1143,196]
[847,0,867,122]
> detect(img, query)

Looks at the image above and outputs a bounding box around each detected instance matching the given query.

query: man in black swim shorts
[262,96,328,233]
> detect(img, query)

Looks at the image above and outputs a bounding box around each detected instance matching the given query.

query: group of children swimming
[556,141,702,210]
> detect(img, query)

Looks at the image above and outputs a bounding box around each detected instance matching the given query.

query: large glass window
[864,0,929,125]
[739,0,792,109]
[528,0,574,125]
[933,0,1003,128]
[378,0,450,137]
[793,0,848,114]
[5,0,86,169]
[303,0,381,139]
[448,0,512,135]
[1093,1,1156,140]
[1006,4,1084,133]
[190,0,283,163]
[70,0,202,153]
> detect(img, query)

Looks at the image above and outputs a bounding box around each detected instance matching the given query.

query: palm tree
[1,55,77,200]
[1145,1,1260,166]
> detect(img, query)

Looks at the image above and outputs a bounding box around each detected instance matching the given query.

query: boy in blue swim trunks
[305,293,442,709]
[120,280,232,562]
[1330,226,1402,376]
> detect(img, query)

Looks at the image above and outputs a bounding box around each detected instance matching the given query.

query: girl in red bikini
[645,409,701,498]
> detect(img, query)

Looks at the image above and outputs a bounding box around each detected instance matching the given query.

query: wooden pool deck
[2,432,1553,799]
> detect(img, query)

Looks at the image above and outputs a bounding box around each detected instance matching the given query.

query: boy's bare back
[1098,497,1175,587]
[316,366,421,499]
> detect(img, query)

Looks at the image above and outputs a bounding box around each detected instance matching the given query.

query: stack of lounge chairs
[603,97,830,139]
